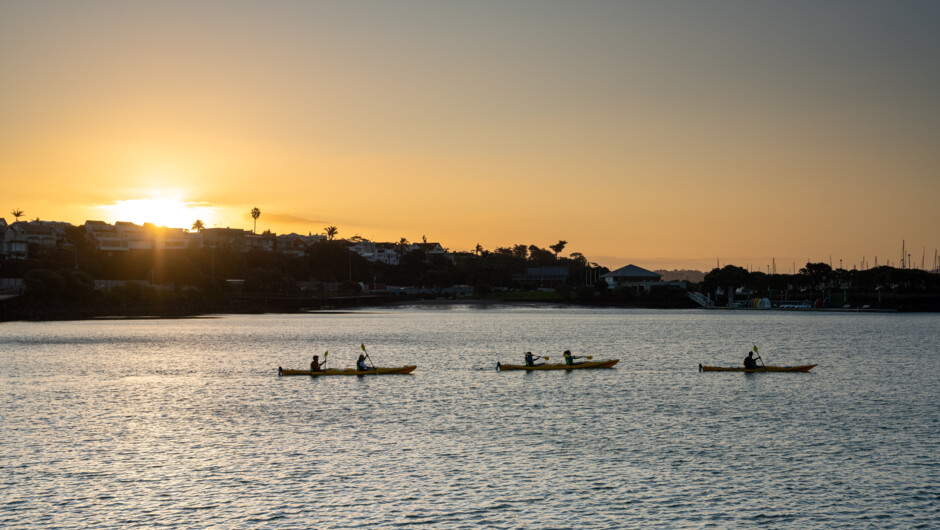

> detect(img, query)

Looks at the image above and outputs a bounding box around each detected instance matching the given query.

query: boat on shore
[698,364,817,373]
[497,359,619,371]
[278,366,416,376]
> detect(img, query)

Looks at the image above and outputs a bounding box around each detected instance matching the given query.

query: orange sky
[2,1,938,271]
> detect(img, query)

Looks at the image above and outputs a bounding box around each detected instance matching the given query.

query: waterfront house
[602,264,670,291]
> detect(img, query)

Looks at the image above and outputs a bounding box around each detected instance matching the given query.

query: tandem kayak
[278,366,416,376]
[497,359,619,371]
[698,364,817,372]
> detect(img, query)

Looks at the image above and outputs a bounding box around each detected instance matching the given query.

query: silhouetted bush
[24,269,66,297]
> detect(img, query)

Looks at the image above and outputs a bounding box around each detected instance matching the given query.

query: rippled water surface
[2,307,939,528]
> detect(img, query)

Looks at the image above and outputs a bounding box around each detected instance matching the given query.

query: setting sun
[100,198,217,230]
[3,2,938,270]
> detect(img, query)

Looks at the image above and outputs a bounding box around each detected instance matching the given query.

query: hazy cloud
[259,212,330,225]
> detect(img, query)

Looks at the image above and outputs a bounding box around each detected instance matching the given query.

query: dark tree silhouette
[550,240,567,257]
[397,237,410,254]
[250,207,261,234]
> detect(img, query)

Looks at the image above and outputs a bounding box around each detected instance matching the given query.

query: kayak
[278,366,416,376]
[699,364,817,372]
[497,359,619,371]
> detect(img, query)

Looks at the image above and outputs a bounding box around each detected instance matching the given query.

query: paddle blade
[361,343,366,352]
[543,357,550,360]
[586,356,593,360]
[753,345,758,353]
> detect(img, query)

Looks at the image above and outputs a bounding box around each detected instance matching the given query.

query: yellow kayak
[497,359,619,371]
[278,366,416,376]
[699,364,817,372]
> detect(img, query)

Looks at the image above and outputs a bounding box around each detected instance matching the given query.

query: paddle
[360,343,376,371]
[752,345,765,368]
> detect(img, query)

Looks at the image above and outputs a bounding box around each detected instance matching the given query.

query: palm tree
[397,237,410,254]
[324,226,338,240]
[250,207,261,234]
[10,208,23,222]
[191,219,205,232]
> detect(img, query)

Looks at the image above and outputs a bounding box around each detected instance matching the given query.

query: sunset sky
[2,1,938,271]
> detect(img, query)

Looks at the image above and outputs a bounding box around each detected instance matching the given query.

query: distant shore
[4,293,937,323]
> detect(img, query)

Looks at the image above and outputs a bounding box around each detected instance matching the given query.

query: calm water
[2,307,939,528]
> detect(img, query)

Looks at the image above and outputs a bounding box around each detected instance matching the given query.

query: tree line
[3,221,939,318]
[2,230,643,318]
[701,262,940,310]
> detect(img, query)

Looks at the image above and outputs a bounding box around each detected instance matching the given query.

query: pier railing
[686,291,715,308]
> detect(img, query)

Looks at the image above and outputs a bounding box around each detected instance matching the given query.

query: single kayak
[278,366,417,376]
[699,364,817,372]
[497,359,619,371]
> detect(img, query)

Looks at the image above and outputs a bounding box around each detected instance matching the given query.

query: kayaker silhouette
[743,351,758,369]
[310,355,322,372]
[357,354,372,371]
[563,350,585,365]
[524,351,544,367]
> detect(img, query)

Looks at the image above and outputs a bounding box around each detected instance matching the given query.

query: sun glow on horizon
[100,198,218,230]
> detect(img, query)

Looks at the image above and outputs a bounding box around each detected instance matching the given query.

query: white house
[349,240,403,265]
[276,233,327,256]
[348,240,448,265]
[86,221,192,251]
[601,264,684,291]
[1,219,66,259]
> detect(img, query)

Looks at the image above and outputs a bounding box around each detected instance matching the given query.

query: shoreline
[2,295,933,323]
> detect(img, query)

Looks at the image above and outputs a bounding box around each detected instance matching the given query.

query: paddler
[743,351,758,369]
[524,351,544,367]
[310,354,323,372]
[356,354,372,371]
[563,350,585,365]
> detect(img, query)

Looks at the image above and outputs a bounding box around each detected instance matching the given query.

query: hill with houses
[3,217,938,319]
